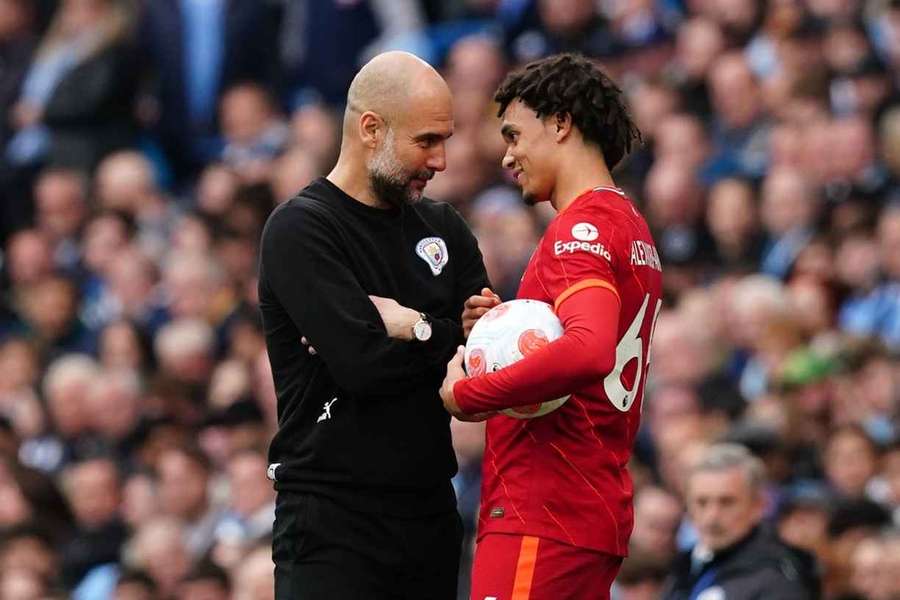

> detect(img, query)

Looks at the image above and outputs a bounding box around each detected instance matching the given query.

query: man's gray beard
[367,129,417,208]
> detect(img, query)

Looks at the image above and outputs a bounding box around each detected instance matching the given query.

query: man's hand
[462,288,501,339]
[369,295,421,341]
[440,346,493,422]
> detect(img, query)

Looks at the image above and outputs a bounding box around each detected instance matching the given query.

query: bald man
[259,52,490,598]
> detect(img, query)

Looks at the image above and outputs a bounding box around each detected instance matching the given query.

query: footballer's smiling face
[500,99,558,205]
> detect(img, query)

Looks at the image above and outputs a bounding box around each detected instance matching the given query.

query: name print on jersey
[629,240,662,271]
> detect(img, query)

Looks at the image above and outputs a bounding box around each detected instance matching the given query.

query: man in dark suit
[662,444,820,600]
[137,0,278,182]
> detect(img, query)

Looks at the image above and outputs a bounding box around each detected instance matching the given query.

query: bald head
[345,51,449,130]
[330,51,454,209]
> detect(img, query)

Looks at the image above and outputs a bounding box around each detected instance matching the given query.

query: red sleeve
[454,285,620,414]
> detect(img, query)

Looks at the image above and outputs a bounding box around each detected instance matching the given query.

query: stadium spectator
[111,569,156,600]
[759,167,820,279]
[23,353,99,471]
[444,34,506,97]
[124,517,191,598]
[215,448,274,546]
[630,485,684,563]
[668,17,723,119]
[154,444,224,559]
[0,460,73,541]
[137,0,277,181]
[33,167,87,273]
[705,177,763,273]
[613,551,671,600]
[177,561,231,600]
[823,425,879,500]
[0,0,35,147]
[231,543,274,600]
[287,102,340,175]
[94,151,179,262]
[776,483,833,561]
[278,0,425,107]
[219,83,288,182]
[269,147,319,204]
[5,0,138,171]
[84,369,143,459]
[661,443,820,599]
[3,228,54,289]
[0,524,59,585]
[706,52,770,180]
[58,457,126,589]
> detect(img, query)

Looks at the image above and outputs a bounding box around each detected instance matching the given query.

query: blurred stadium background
[0,0,899,598]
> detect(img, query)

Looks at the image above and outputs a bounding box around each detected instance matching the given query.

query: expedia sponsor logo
[554,239,612,261]
[571,222,599,241]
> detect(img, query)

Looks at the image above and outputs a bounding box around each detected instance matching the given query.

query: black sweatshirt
[258,178,490,516]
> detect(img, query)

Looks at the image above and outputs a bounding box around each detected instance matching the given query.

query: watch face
[414,321,432,341]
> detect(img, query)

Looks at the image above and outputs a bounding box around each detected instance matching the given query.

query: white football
[464,299,569,419]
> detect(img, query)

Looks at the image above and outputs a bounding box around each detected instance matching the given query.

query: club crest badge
[415,237,449,276]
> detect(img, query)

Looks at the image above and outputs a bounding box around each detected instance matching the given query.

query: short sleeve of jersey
[538,204,621,312]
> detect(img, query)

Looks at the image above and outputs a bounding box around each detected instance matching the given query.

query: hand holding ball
[464,299,569,419]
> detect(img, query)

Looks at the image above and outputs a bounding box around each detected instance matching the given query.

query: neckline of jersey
[559,185,625,215]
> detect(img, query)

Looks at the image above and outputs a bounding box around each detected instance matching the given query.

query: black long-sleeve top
[258,178,490,516]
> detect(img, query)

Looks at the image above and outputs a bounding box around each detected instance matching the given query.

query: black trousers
[273,491,463,599]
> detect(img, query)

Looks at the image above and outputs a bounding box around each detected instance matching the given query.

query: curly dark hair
[494,53,642,170]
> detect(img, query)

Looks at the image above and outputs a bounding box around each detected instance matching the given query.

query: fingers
[446,346,465,372]
[450,345,465,365]
[482,288,500,301]
[465,295,500,310]
[462,307,492,339]
[464,306,493,320]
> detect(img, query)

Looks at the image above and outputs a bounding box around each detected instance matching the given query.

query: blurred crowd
[0,0,899,598]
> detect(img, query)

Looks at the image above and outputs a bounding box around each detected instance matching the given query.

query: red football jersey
[474,187,663,556]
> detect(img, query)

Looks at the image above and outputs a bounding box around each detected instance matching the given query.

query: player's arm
[442,284,620,415]
[261,205,435,395]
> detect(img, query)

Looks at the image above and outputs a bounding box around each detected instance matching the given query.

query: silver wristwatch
[412,312,432,342]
